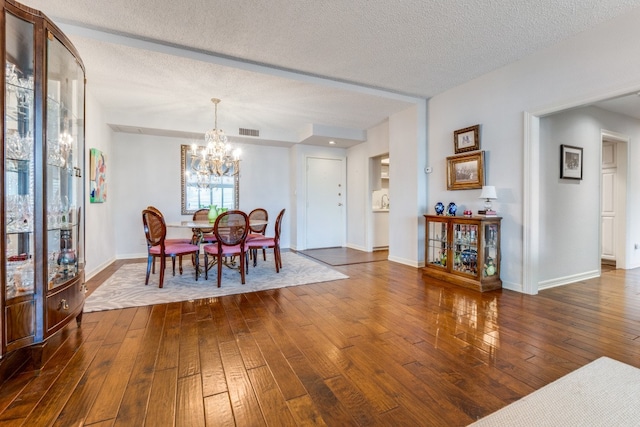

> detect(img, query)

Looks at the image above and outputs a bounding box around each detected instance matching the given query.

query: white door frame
[601,130,628,269]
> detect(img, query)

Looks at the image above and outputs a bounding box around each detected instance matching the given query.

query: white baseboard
[388,255,420,268]
[538,270,600,291]
[345,242,368,252]
[85,256,117,280]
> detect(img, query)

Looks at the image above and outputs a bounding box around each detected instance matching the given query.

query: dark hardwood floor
[0,256,638,426]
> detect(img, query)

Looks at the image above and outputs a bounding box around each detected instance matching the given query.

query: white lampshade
[479,186,497,200]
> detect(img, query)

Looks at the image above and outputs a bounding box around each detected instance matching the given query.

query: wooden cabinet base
[422,267,502,292]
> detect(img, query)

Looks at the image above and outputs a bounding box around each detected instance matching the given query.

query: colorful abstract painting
[90,148,107,203]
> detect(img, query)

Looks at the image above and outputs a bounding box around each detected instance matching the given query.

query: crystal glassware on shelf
[5,61,18,86]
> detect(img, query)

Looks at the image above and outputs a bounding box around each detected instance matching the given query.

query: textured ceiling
[18,0,640,146]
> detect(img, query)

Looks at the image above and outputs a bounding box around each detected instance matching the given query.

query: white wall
[346,142,368,250]
[84,92,115,279]
[346,119,390,252]
[112,133,291,258]
[428,7,640,292]
[346,105,427,266]
[539,106,640,287]
[389,104,427,267]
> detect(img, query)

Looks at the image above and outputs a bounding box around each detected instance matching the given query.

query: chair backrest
[193,208,213,233]
[142,208,166,249]
[248,208,268,234]
[274,209,285,243]
[214,210,249,246]
[147,205,163,217]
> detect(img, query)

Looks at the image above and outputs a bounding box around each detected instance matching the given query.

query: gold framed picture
[447,151,485,190]
[453,124,480,153]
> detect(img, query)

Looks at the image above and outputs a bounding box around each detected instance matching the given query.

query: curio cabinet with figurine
[423,214,501,292]
[1,0,85,379]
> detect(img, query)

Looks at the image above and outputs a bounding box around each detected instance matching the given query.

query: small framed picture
[453,124,480,153]
[447,151,485,190]
[560,144,583,180]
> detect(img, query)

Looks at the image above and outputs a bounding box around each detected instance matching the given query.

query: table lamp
[479,186,497,212]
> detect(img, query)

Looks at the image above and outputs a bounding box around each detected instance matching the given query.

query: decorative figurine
[485,258,496,276]
[57,226,76,277]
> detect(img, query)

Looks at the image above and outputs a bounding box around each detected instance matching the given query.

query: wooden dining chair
[203,210,250,287]
[192,208,216,243]
[142,208,200,288]
[146,205,191,272]
[247,208,268,262]
[248,209,285,272]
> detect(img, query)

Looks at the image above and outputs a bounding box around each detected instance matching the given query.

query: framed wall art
[89,148,107,203]
[453,124,480,153]
[447,151,485,190]
[560,144,583,180]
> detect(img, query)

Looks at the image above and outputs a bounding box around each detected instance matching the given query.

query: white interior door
[601,141,616,264]
[306,157,345,249]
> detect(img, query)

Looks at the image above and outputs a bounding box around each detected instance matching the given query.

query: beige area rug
[84,251,348,313]
[470,357,640,426]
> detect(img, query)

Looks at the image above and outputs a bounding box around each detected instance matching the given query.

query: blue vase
[447,202,457,216]
[434,202,445,215]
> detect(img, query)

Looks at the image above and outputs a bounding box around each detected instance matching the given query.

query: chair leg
[171,256,177,276]
[204,253,209,280]
[262,248,266,261]
[146,255,153,285]
[273,248,279,273]
[217,255,223,288]
[240,252,246,284]
[276,246,282,269]
[159,256,166,288]
[195,251,199,281]
[179,255,184,275]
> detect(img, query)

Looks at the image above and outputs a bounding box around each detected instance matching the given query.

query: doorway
[600,132,628,270]
[524,112,632,294]
[371,155,389,250]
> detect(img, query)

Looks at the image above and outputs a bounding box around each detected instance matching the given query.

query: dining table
[167,219,268,272]
[169,219,268,244]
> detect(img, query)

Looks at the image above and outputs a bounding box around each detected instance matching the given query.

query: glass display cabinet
[423,214,501,292]
[2,0,85,376]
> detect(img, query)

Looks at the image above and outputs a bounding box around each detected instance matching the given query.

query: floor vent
[239,128,259,137]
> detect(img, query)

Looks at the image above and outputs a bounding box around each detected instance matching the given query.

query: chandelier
[190,98,241,188]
